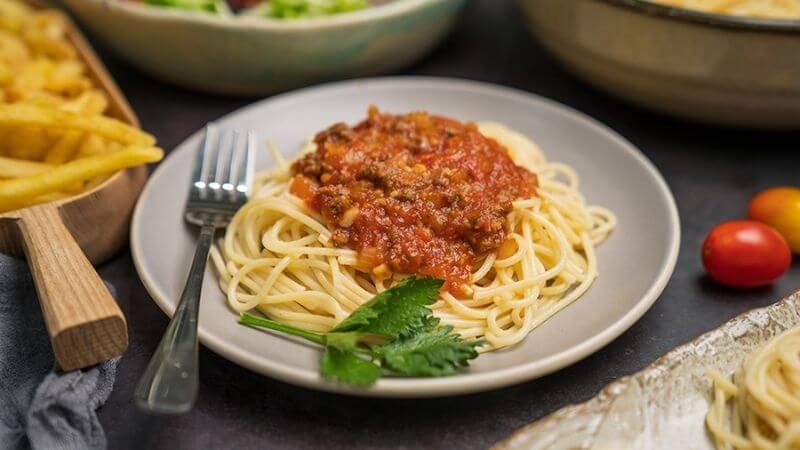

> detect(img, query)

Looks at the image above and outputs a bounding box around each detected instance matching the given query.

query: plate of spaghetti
[131,77,679,396]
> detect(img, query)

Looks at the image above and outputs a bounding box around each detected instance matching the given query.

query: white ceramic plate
[131,77,680,397]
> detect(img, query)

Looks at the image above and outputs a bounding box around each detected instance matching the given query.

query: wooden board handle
[17,204,127,371]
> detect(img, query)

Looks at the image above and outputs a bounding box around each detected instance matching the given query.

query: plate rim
[130,76,681,397]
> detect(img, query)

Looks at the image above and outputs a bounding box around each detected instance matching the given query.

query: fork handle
[134,223,216,414]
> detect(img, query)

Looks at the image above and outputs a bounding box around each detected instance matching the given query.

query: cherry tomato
[702,220,791,288]
[749,187,800,254]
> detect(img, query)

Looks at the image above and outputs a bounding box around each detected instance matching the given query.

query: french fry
[60,89,107,115]
[0,1,34,32]
[0,29,30,67]
[0,146,163,211]
[0,0,164,213]
[106,140,122,153]
[0,104,155,146]
[62,181,85,194]
[6,125,50,160]
[17,90,64,109]
[46,60,89,96]
[5,59,51,101]
[0,63,13,84]
[44,130,84,195]
[21,12,75,61]
[0,155,52,177]
[0,126,11,155]
[75,133,105,159]
[83,174,108,191]
[30,191,70,204]
[43,129,81,164]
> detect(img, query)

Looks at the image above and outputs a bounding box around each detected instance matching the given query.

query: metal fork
[134,124,254,414]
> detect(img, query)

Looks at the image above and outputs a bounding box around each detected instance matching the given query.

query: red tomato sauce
[290,107,537,292]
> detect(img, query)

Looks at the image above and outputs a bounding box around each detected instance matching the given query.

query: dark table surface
[87,0,800,448]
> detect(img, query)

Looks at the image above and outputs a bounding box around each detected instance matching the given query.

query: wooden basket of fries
[0,0,163,370]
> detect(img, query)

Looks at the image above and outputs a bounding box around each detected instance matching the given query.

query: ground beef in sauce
[290,107,538,292]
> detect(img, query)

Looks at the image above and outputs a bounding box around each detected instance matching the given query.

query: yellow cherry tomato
[749,187,800,253]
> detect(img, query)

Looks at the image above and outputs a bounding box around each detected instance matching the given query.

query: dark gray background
[86,0,800,448]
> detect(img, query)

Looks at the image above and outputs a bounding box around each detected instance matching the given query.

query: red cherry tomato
[702,220,791,288]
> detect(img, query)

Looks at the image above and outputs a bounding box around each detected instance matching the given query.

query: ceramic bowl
[517,0,800,129]
[62,0,467,94]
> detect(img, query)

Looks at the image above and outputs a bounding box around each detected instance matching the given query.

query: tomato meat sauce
[290,107,538,293]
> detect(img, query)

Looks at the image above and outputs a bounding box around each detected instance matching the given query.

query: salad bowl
[63,0,467,94]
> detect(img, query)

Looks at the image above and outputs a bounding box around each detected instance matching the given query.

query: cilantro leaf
[323,331,390,352]
[320,347,381,386]
[330,276,444,339]
[241,313,390,352]
[376,326,484,377]
[240,276,483,387]
[239,312,325,345]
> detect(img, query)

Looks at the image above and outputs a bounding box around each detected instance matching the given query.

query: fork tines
[189,124,255,211]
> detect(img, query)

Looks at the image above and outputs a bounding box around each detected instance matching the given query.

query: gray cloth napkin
[0,253,119,450]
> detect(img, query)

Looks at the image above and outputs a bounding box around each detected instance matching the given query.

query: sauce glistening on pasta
[290,107,537,292]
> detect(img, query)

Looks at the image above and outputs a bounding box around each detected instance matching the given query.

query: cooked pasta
[210,110,616,350]
[707,327,800,449]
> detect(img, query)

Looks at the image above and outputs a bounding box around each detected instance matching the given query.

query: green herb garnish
[239,276,484,386]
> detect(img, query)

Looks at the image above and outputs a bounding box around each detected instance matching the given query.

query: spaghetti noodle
[707,327,800,449]
[210,111,616,350]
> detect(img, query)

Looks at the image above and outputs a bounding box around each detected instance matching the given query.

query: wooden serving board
[0,5,146,371]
